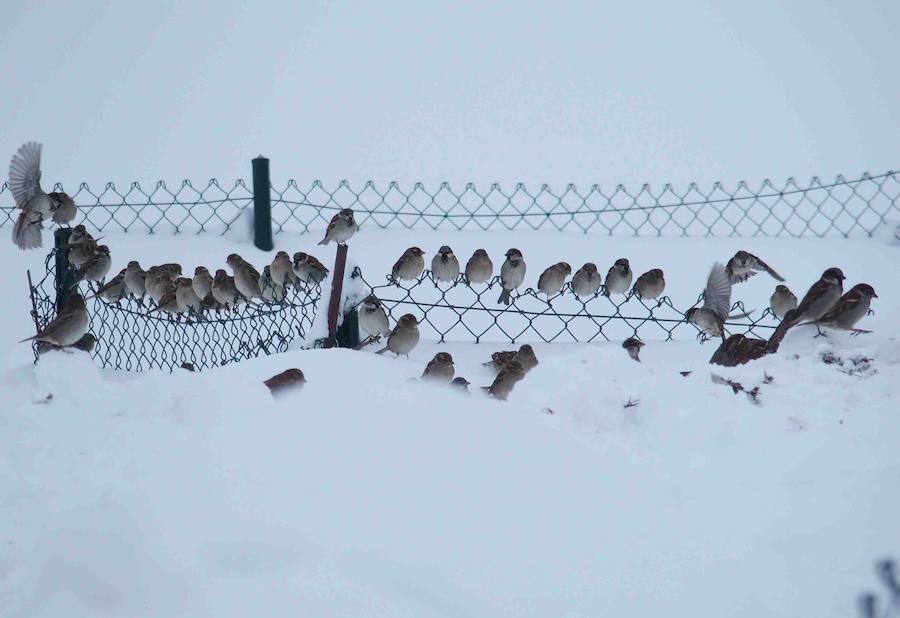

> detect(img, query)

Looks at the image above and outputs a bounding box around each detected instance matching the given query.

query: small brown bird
[87,269,127,302]
[769,284,798,319]
[192,266,214,299]
[75,245,111,283]
[145,264,181,303]
[431,246,460,283]
[450,377,471,393]
[769,267,845,348]
[124,261,147,298]
[20,292,89,347]
[392,247,426,282]
[805,283,878,335]
[9,142,55,250]
[709,334,769,367]
[482,344,538,374]
[357,295,391,337]
[537,262,572,298]
[498,248,526,305]
[726,250,785,285]
[421,352,455,382]
[175,277,203,314]
[292,252,330,285]
[571,263,602,298]
[622,337,645,362]
[482,360,526,401]
[465,249,493,284]
[211,269,242,309]
[604,258,633,296]
[318,208,358,245]
[270,251,296,290]
[633,268,665,300]
[149,284,183,316]
[375,314,420,357]
[258,265,284,303]
[264,368,307,395]
[37,332,96,355]
[684,262,733,342]
[47,191,77,224]
[226,253,261,301]
[67,233,98,268]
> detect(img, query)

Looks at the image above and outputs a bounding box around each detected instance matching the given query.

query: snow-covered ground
[2,228,898,617]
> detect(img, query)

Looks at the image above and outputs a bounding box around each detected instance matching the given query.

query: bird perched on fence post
[226,253,261,301]
[357,294,390,339]
[726,250,785,285]
[67,226,98,268]
[20,292,89,347]
[421,352,455,382]
[391,247,426,282]
[768,267,845,349]
[604,258,633,296]
[632,268,666,301]
[465,249,493,285]
[572,263,602,298]
[75,245,111,283]
[537,262,571,300]
[498,248,526,305]
[769,284,798,319]
[802,283,877,336]
[431,246,460,283]
[375,314,420,357]
[318,208,358,245]
[8,142,77,250]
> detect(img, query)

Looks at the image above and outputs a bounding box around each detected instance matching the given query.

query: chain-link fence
[348,267,778,345]
[4,169,898,238]
[27,249,322,372]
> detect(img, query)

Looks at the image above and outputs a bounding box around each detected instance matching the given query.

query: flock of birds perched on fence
[10,142,880,401]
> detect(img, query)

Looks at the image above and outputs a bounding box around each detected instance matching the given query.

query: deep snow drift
[1,229,898,617]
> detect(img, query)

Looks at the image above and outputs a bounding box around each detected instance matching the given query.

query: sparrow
[632,268,665,300]
[685,262,733,342]
[391,247,426,282]
[482,344,538,374]
[622,337,645,362]
[709,334,769,367]
[211,269,242,309]
[317,208,358,245]
[431,245,461,283]
[75,245,112,283]
[86,269,127,302]
[571,263,602,298]
[450,377,471,393]
[149,284,183,316]
[20,292,89,347]
[192,266,214,299]
[124,261,147,298]
[67,224,92,249]
[726,250,785,285]
[8,142,53,250]
[805,283,878,334]
[264,368,306,395]
[537,262,572,299]
[258,265,284,303]
[357,294,391,337]
[769,285,798,319]
[67,230,98,268]
[199,292,224,317]
[375,313,420,357]
[226,253,261,300]
[498,248,526,305]
[604,258,633,296]
[769,267,845,347]
[37,332,96,355]
[47,191,77,224]
[270,251,296,290]
[482,360,526,401]
[292,252,330,285]
[145,264,181,303]
[421,352,455,382]
[465,249,493,285]
[175,277,203,314]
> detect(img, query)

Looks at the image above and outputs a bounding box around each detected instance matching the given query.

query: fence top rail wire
[2,168,897,237]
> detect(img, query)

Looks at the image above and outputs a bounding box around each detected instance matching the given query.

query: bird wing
[752,253,785,281]
[702,262,732,321]
[391,255,406,277]
[11,213,43,250]
[795,279,827,314]
[816,290,858,323]
[9,142,43,207]
[246,263,261,281]
[729,270,757,285]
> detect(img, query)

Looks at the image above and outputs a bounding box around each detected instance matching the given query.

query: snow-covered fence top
[2,169,898,238]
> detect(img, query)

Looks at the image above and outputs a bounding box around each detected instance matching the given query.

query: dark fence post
[53,228,78,312]
[324,244,357,348]
[252,155,274,251]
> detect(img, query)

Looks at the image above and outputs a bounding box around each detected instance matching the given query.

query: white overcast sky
[1,0,898,188]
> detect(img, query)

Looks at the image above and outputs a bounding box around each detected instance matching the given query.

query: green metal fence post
[252,156,274,251]
[53,228,78,312]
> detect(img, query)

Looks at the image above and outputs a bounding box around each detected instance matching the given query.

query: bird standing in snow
[357,295,391,338]
[421,352,455,382]
[768,267,845,348]
[318,208,358,245]
[375,314,420,357]
[264,368,306,395]
[482,360,526,401]
[709,334,768,367]
[482,344,538,374]
[622,337,645,362]
[498,248,526,305]
[20,292,89,347]
[804,283,877,335]
[431,246,460,283]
